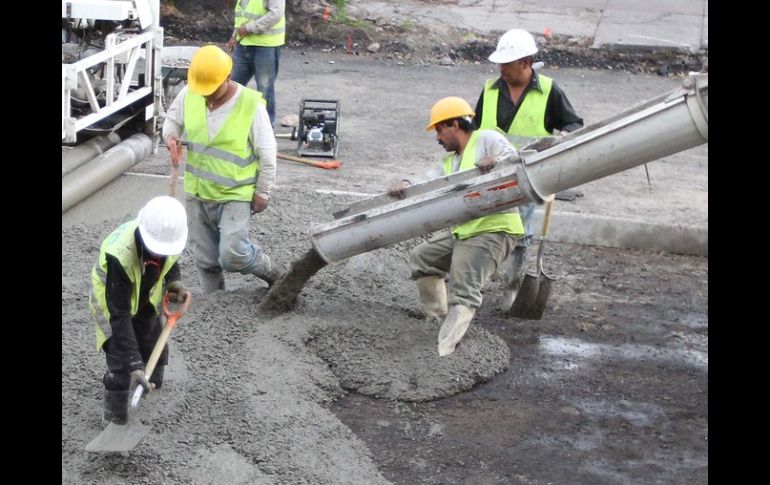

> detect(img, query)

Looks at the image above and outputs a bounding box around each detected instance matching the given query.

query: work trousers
[102,309,167,391]
[410,230,517,308]
[186,196,272,293]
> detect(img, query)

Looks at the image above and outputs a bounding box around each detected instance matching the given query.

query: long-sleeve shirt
[472,71,584,134]
[162,84,277,200]
[423,129,519,180]
[104,229,181,371]
[235,0,285,36]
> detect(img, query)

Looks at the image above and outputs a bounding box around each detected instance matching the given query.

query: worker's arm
[104,255,144,372]
[162,87,188,166]
[475,129,519,172]
[251,101,277,213]
[238,0,285,36]
[545,81,584,133]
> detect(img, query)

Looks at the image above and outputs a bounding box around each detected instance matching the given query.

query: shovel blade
[507,272,554,320]
[85,421,152,453]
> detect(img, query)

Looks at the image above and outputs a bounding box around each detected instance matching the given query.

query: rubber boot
[200,268,225,293]
[102,389,130,428]
[416,276,448,322]
[257,262,286,288]
[437,305,476,356]
[499,245,528,311]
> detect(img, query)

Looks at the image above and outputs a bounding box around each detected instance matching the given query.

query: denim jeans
[231,44,281,125]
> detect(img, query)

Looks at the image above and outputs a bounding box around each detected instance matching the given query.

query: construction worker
[163,45,283,294]
[89,196,188,427]
[389,97,524,356]
[227,0,285,126]
[472,28,583,310]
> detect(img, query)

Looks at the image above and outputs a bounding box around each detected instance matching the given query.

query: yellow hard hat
[187,45,233,96]
[426,96,475,131]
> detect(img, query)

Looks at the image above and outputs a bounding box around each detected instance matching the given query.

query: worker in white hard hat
[472,28,583,311]
[163,45,284,294]
[88,196,189,427]
[388,97,524,357]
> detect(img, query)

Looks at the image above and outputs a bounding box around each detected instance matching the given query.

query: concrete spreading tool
[85,291,191,453]
[277,152,342,169]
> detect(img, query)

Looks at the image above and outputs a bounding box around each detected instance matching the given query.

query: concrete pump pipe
[61,133,121,177]
[62,133,153,212]
[310,73,707,264]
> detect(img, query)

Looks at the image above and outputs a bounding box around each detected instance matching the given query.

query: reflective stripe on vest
[89,220,179,351]
[183,88,263,202]
[479,74,553,148]
[443,130,525,240]
[235,0,286,46]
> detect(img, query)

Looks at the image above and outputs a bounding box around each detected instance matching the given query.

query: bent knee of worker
[219,239,261,272]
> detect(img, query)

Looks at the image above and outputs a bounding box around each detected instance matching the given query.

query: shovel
[508,197,556,320]
[85,291,191,453]
[277,151,342,170]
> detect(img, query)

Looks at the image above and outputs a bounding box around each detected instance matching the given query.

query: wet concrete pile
[62,187,514,483]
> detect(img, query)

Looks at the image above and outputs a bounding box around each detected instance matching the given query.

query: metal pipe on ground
[61,133,122,176]
[62,134,153,213]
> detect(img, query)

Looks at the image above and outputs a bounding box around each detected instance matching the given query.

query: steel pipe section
[310,74,708,264]
[61,133,121,176]
[62,133,153,212]
[524,74,708,197]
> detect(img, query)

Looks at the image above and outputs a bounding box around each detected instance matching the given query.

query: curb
[530,211,708,257]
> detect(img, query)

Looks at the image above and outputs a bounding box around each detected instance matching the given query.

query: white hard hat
[137,196,188,256]
[488,29,538,64]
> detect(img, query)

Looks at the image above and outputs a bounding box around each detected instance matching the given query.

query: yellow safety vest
[89,220,179,351]
[183,88,264,202]
[234,0,286,47]
[443,130,525,240]
[479,74,553,148]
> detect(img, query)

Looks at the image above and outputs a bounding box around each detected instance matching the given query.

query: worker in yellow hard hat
[387,96,525,356]
[163,44,285,294]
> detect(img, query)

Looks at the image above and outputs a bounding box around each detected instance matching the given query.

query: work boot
[258,262,286,288]
[416,276,448,322]
[437,305,476,357]
[102,389,129,428]
[200,268,225,293]
[149,365,165,390]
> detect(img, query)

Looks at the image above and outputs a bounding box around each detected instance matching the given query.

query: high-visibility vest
[89,220,179,351]
[234,0,286,47]
[183,88,264,202]
[443,130,525,240]
[479,74,553,148]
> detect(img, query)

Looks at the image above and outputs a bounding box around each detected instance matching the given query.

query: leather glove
[167,280,187,303]
[130,369,152,393]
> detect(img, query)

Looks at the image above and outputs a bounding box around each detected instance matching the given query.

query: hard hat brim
[488,47,538,64]
[188,79,221,96]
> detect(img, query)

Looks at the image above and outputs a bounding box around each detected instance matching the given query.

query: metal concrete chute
[310,73,708,264]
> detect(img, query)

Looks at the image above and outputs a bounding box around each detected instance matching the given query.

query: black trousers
[102,310,168,391]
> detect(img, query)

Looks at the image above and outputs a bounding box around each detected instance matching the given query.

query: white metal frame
[62,30,157,143]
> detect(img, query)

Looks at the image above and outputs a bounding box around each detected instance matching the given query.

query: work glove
[166,280,187,303]
[387,179,411,199]
[476,155,497,173]
[130,369,153,394]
